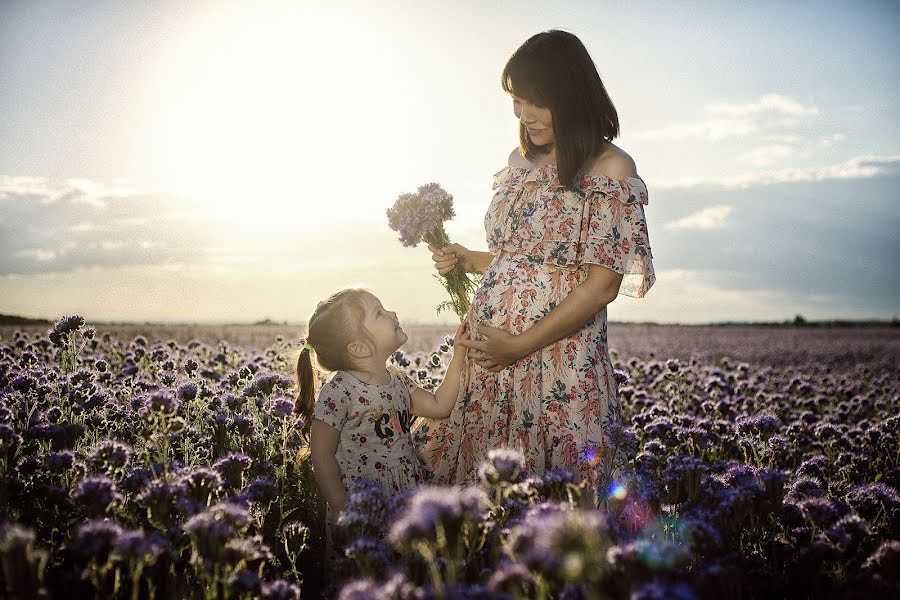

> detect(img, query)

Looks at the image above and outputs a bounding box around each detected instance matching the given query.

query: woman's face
[512,94,555,147]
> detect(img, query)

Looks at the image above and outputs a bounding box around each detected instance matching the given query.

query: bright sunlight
[147,2,428,234]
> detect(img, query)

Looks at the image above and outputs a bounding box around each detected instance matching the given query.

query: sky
[1,0,898,324]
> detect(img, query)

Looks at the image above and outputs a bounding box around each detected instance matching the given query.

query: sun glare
[148,3,421,234]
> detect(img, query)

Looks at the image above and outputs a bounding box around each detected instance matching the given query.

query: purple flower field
[0,317,897,599]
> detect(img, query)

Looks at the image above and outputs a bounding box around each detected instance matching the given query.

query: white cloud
[635,118,756,141]
[655,154,900,189]
[635,93,817,142]
[14,248,56,261]
[761,133,802,144]
[706,93,818,117]
[0,179,211,275]
[664,205,734,231]
[0,175,146,208]
[820,133,846,147]
[737,144,797,168]
[611,268,799,324]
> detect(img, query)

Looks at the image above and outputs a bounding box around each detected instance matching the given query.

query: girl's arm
[410,322,469,419]
[460,264,623,371]
[309,419,348,515]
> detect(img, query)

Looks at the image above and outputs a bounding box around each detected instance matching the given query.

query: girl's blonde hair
[296,287,376,441]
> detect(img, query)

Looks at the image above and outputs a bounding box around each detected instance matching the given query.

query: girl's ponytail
[296,342,318,443]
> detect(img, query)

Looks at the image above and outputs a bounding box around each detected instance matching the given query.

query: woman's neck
[533,146,556,166]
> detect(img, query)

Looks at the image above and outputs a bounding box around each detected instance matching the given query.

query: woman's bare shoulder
[507,146,531,167]
[586,143,638,179]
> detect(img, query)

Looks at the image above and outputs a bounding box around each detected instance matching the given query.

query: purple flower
[343,478,389,519]
[138,389,180,418]
[338,579,388,600]
[629,581,698,600]
[386,184,455,248]
[487,560,535,596]
[0,522,47,599]
[213,452,252,489]
[183,504,249,564]
[48,314,85,346]
[137,479,186,527]
[824,514,872,548]
[735,412,780,436]
[478,448,526,486]
[111,529,168,565]
[269,396,295,419]
[71,475,122,516]
[344,536,391,571]
[862,540,900,576]
[178,467,223,506]
[509,508,615,583]
[244,372,293,398]
[534,467,584,502]
[716,464,764,496]
[46,450,75,473]
[230,570,262,595]
[68,519,123,563]
[87,439,134,473]
[785,476,826,503]
[844,483,899,527]
[388,485,489,551]
[223,535,273,569]
[176,382,198,401]
[182,358,199,376]
[660,455,707,504]
[798,497,843,529]
[244,478,276,503]
[120,466,154,494]
[261,579,301,600]
[282,522,309,554]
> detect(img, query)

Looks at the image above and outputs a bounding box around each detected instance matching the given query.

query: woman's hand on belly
[456,324,528,372]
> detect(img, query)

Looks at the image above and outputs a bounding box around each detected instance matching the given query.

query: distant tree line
[0,314,52,325]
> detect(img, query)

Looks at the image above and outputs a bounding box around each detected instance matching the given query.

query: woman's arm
[429,244,493,275]
[310,419,348,515]
[459,264,624,371]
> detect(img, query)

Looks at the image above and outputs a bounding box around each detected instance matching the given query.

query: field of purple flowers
[0,316,897,599]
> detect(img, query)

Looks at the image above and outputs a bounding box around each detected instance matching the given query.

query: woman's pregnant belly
[467,249,586,338]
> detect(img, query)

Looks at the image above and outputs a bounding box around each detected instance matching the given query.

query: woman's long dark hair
[501,30,620,190]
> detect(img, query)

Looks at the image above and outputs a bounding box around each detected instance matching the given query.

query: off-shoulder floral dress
[412,162,655,492]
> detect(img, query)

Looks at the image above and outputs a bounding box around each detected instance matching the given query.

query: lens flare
[608,481,628,500]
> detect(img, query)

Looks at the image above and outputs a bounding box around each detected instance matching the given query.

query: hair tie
[303,339,313,352]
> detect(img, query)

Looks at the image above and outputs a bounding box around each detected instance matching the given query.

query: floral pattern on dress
[313,365,424,496]
[412,163,655,491]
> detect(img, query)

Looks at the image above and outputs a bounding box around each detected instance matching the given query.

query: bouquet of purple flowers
[386,183,479,321]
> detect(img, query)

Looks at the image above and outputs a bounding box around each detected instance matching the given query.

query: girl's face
[361,294,407,356]
[512,94,555,148]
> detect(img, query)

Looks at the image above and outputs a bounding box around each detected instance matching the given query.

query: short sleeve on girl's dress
[312,380,349,431]
[571,176,656,298]
[393,367,421,408]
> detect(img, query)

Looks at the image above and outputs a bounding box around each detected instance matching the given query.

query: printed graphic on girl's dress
[369,405,413,441]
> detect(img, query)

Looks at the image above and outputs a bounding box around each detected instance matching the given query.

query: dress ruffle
[487,164,655,298]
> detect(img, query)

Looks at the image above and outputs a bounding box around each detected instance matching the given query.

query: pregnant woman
[412,30,656,494]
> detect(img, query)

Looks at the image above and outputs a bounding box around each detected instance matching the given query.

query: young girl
[295,287,468,531]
